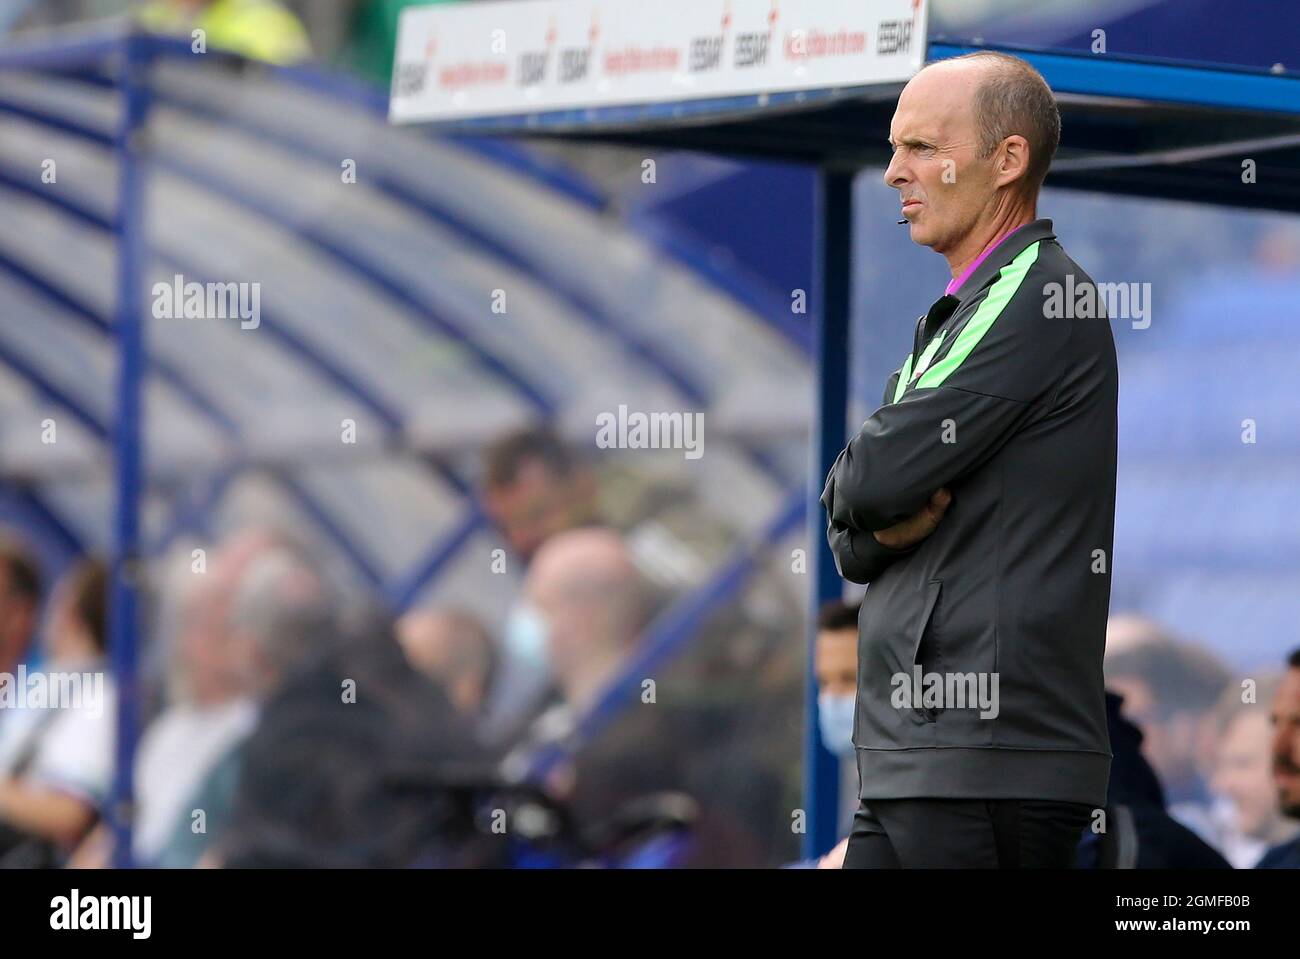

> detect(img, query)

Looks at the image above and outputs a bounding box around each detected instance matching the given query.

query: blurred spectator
[1076,690,1231,869]
[1104,617,1232,843]
[1103,612,1163,658]
[475,427,600,745]
[1257,647,1300,868]
[783,599,859,870]
[214,547,484,867]
[814,599,859,837]
[0,558,112,865]
[0,534,41,682]
[126,530,277,866]
[1210,673,1299,867]
[137,0,311,64]
[480,426,601,567]
[498,527,778,866]
[501,527,649,753]
[396,608,495,721]
[500,531,680,844]
[477,425,804,841]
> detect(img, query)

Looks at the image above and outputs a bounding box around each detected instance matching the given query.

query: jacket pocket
[907,580,943,724]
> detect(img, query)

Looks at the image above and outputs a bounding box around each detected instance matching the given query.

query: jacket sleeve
[829,246,1070,534]
[822,455,921,584]
[821,370,920,584]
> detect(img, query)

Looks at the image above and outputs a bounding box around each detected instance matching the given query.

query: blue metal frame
[149,467,235,555]
[142,87,798,493]
[0,485,86,558]
[230,60,817,360]
[0,91,116,146]
[386,507,486,612]
[928,42,1300,115]
[273,472,388,590]
[107,31,152,869]
[0,335,110,441]
[0,252,242,438]
[414,83,902,135]
[141,105,709,409]
[151,150,558,417]
[803,169,852,860]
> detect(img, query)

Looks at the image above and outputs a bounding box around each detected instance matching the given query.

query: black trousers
[842,797,1092,868]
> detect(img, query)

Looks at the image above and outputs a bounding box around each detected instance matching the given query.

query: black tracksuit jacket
[821,218,1118,806]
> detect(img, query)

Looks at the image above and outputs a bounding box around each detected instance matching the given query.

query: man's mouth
[902,200,922,214]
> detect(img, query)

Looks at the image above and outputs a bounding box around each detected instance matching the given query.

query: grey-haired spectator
[1105,619,1232,844]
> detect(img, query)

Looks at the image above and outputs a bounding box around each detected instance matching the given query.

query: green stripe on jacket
[915,240,1041,389]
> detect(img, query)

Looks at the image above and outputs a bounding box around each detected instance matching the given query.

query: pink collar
[944,223,1027,297]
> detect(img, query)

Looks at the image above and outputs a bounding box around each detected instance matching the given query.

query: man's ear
[995,134,1031,191]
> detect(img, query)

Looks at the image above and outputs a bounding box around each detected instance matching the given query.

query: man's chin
[906,221,936,248]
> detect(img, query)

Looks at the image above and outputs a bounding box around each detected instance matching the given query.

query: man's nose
[883,154,908,189]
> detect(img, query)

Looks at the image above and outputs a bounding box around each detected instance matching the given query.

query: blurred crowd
[0,423,805,868]
[3,419,1299,869]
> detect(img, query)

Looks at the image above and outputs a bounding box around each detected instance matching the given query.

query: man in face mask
[816,602,861,758]
[810,600,862,868]
[474,428,600,747]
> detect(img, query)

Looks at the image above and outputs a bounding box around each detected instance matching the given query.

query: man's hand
[817,836,850,869]
[871,487,952,550]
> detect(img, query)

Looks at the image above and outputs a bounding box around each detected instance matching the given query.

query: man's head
[396,608,495,716]
[46,556,108,664]
[0,534,41,673]
[814,600,860,758]
[885,52,1059,256]
[522,527,649,707]
[480,426,598,564]
[1105,623,1232,792]
[173,528,287,705]
[1271,648,1300,818]
[227,547,335,700]
[814,600,859,698]
[1212,674,1284,839]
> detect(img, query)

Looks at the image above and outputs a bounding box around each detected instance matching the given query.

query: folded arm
[825,243,1067,569]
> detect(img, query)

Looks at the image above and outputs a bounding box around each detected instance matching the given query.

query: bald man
[498,528,651,797]
[523,528,649,714]
[504,528,767,865]
[822,52,1118,868]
